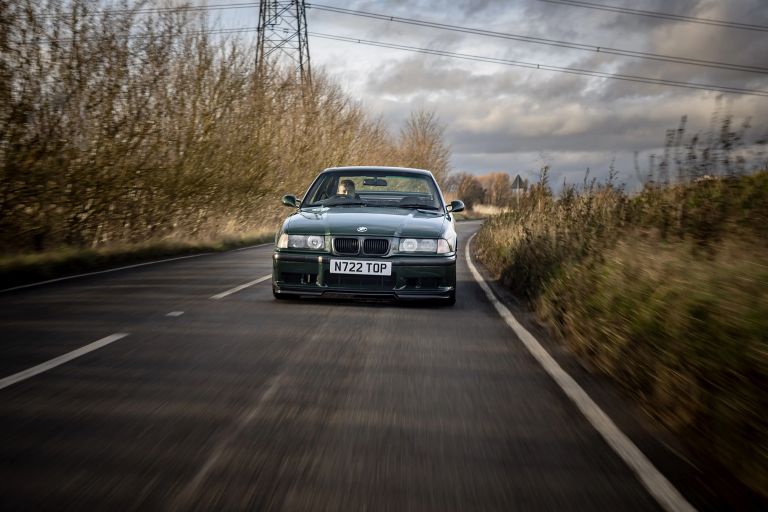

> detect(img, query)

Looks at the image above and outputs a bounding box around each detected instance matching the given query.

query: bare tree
[0,1,453,255]
[397,109,451,184]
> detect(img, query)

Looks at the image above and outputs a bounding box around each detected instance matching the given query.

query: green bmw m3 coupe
[272,166,465,305]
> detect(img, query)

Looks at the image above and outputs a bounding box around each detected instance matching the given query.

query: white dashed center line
[166,311,185,317]
[0,333,129,391]
[209,274,271,300]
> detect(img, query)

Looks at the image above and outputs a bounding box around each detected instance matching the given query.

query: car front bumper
[272,252,456,300]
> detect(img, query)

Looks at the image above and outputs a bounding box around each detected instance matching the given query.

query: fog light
[307,235,324,249]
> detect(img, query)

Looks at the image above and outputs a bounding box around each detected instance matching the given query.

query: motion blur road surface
[0,221,668,511]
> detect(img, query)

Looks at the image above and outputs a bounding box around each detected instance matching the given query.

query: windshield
[302,170,444,210]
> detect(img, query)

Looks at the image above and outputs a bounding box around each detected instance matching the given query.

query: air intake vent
[363,238,389,255]
[333,237,359,255]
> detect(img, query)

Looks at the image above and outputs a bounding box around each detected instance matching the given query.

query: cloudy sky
[212,0,768,188]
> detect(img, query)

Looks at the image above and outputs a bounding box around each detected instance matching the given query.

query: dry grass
[470,204,508,216]
[0,228,275,290]
[538,236,768,492]
[0,1,450,256]
[475,169,768,495]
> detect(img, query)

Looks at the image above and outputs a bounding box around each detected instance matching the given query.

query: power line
[308,32,768,98]
[38,1,261,17]
[14,5,768,97]
[11,24,768,97]
[35,0,768,36]
[308,4,768,75]
[35,2,768,74]
[8,26,260,46]
[538,0,768,32]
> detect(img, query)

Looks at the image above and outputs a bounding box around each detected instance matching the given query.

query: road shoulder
[468,238,768,512]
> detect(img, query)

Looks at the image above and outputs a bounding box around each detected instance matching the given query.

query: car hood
[283,206,447,238]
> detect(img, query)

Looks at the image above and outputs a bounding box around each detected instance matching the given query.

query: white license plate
[330,259,392,276]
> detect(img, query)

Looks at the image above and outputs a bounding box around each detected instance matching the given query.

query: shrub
[475,168,768,495]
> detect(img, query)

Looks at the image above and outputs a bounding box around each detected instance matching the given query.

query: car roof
[320,166,434,177]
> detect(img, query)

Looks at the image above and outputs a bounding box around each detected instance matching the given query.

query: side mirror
[282,194,299,208]
[447,200,465,213]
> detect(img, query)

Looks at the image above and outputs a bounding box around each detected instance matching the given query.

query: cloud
[306,0,768,180]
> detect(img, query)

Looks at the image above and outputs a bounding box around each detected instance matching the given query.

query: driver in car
[337,179,357,198]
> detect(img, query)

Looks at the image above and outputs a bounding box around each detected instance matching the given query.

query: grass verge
[0,231,274,291]
[474,171,768,496]
[453,204,506,221]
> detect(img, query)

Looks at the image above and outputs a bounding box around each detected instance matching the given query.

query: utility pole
[256,0,312,84]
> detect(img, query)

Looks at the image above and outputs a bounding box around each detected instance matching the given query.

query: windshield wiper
[325,200,367,207]
[398,204,440,210]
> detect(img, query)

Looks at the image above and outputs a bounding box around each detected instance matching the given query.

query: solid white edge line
[465,233,696,512]
[0,242,274,294]
[0,333,129,391]
[1,253,213,293]
[231,242,274,252]
[210,274,271,300]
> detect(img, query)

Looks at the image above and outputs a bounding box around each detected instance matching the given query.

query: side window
[309,175,337,202]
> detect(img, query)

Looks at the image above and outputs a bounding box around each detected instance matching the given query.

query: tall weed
[475,168,768,494]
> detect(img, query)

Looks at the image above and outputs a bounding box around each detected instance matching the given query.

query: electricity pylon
[256,0,311,84]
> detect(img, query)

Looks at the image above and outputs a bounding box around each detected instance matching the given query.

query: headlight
[277,234,325,250]
[398,238,438,253]
[397,237,455,254]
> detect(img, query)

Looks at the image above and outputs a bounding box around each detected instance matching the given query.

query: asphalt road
[0,221,687,510]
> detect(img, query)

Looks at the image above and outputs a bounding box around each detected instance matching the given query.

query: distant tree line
[0,0,450,254]
[444,171,528,209]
